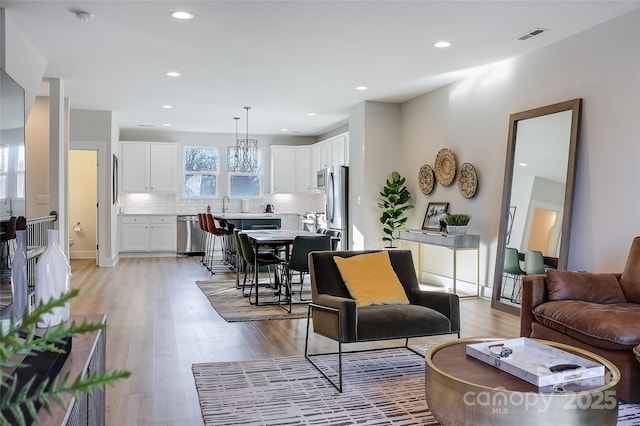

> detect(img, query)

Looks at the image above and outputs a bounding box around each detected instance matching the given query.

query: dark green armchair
[305,249,460,392]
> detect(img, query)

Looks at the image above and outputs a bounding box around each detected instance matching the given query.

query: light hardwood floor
[68,257,520,426]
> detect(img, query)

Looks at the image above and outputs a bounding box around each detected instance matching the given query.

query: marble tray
[466,337,605,387]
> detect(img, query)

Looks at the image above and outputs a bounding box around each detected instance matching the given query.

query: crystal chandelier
[227,106,259,173]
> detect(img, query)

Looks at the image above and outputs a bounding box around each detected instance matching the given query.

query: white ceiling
[3,0,639,136]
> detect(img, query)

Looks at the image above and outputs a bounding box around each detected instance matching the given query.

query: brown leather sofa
[520,237,640,403]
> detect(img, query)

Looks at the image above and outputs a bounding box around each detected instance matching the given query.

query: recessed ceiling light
[166,71,181,77]
[280,128,289,132]
[434,41,452,48]
[162,123,171,127]
[519,163,528,167]
[170,10,194,20]
[161,105,173,109]
[307,113,316,116]
[355,86,368,91]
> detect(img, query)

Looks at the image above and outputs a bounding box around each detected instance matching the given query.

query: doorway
[69,150,97,262]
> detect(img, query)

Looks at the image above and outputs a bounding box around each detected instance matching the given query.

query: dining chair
[281,235,332,302]
[237,231,283,300]
[502,247,525,303]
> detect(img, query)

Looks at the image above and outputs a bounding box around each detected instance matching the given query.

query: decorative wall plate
[418,164,435,195]
[434,148,456,186]
[458,162,478,198]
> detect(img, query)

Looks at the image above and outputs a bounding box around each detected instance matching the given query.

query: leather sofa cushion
[546,269,626,304]
[533,301,640,350]
[356,304,450,341]
[621,236,640,303]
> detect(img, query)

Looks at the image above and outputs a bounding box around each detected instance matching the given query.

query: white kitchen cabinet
[271,145,313,193]
[120,142,176,193]
[120,215,176,253]
[295,146,312,192]
[310,132,350,181]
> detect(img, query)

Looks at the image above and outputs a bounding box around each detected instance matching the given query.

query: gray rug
[192,346,640,426]
[196,279,310,322]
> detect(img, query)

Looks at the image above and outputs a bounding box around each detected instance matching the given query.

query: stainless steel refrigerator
[317,166,348,250]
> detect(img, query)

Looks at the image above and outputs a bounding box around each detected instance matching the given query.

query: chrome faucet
[222,196,230,213]
[4,197,12,216]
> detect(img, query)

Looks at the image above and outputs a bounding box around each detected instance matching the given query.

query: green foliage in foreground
[0,289,131,426]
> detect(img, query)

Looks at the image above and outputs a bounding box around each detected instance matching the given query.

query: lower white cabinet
[120,215,176,253]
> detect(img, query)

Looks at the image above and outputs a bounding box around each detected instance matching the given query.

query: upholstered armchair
[305,249,460,392]
[521,236,640,402]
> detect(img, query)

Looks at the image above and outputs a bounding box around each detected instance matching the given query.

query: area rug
[192,346,640,426]
[196,279,310,322]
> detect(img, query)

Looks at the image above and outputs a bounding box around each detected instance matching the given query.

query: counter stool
[204,213,234,274]
[0,216,17,271]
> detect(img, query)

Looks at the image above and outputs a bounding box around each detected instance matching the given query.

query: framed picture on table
[422,202,449,231]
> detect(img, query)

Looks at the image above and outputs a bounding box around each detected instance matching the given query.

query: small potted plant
[377,171,414,247]
[443,214,471,235]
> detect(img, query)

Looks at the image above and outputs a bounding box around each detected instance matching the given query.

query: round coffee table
[425,338,620,426]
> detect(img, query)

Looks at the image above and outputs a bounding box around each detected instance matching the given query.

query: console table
[399,230,480,297]
[39,314,106,426]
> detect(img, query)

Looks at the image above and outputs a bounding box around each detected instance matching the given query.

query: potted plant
[443,214,471,235]
[378,171,414,247]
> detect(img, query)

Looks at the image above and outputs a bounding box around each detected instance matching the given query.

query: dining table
[239,229,338,309]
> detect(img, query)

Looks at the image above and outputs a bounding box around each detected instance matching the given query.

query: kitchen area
[116,132,349,259]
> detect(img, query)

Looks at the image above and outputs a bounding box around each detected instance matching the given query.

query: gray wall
[397,9,639,289]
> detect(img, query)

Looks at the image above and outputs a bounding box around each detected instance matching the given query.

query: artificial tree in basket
[378,171,414,247]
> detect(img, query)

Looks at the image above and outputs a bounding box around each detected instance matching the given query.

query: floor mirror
[491,99,582,315]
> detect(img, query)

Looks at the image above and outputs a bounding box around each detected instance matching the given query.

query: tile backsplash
[119,192,325,215]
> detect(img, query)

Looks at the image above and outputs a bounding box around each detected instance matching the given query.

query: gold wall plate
[419,164,435,195]
[434,148,456,186]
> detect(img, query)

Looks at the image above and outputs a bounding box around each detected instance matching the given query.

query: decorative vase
[447,225,468,236]
[35,229,71,328]
[10,230,28,322]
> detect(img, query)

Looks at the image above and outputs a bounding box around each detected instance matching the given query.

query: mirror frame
[491,98,582,315]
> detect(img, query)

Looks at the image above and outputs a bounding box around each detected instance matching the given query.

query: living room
[1,2,639,425]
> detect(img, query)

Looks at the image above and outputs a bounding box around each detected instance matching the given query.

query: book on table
[466,337,605,388]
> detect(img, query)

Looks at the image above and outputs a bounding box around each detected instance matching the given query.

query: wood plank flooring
[68,256,520,426]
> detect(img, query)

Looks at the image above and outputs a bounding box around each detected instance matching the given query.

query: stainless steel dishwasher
[177,215,205,256]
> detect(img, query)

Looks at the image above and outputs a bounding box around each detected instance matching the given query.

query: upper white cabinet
[310,132,349,189]
[121,141,176,193]
[270,145,312,193]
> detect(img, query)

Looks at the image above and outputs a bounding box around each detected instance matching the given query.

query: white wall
[398,9,639,293]
[348,101,402,250]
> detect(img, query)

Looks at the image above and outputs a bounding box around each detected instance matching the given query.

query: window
[184,147,218,197]
[227,147,262,198]
[0,145,23,199]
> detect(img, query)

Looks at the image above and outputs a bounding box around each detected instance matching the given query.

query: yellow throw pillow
[333,251,410,307]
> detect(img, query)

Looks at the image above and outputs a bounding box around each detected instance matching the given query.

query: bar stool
[0,216,17,271]
[204,213,234,273]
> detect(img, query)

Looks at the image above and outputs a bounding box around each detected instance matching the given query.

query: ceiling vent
[515,28,548,41]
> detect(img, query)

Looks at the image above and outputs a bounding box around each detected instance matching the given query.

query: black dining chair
[281,235,332,303]
[237,231,283,300]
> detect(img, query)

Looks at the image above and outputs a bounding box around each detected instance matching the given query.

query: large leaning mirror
[491,99,582,315]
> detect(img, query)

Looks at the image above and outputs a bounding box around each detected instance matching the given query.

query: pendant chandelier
[227,106,259,173]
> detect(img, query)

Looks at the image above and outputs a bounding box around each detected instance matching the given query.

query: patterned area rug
[196,279,310,322]
[192,346,640,426]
